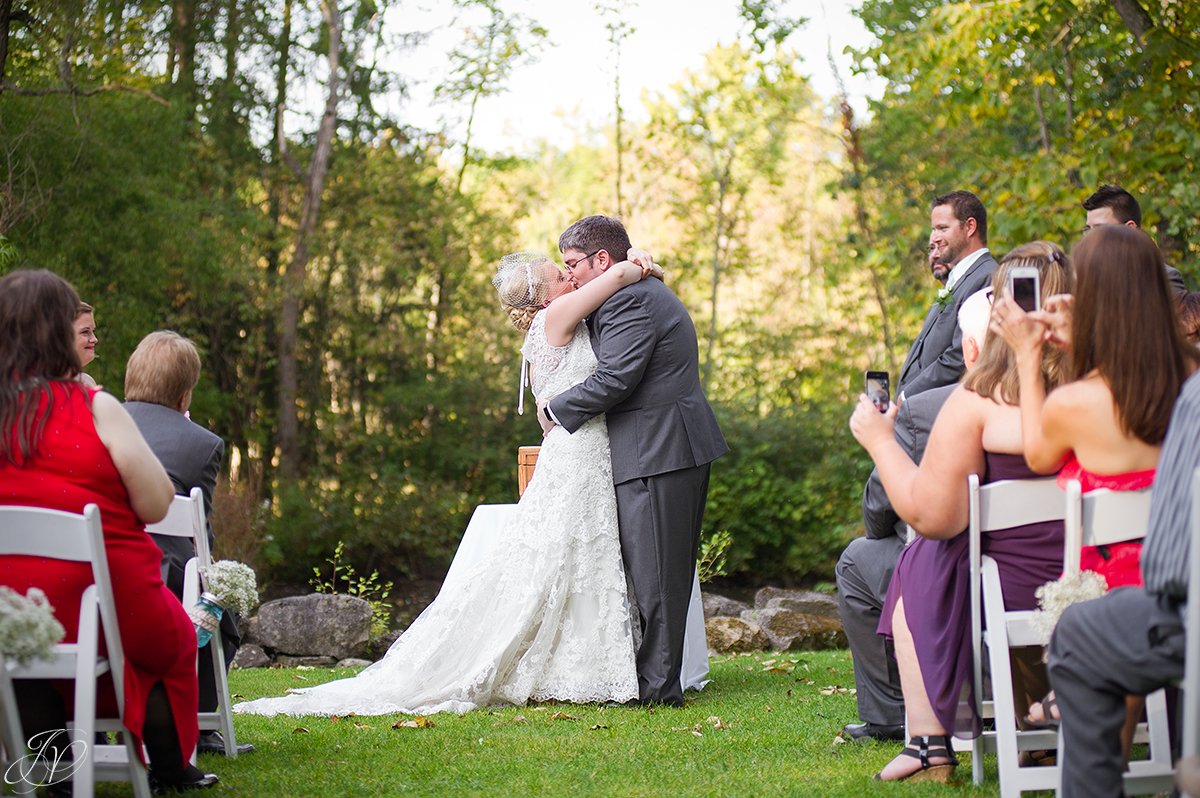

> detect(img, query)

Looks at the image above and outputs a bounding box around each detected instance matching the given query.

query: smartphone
[1009,266,1040,313]
[865,370,890,413]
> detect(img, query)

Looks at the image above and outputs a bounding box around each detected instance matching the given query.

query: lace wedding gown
[235,313,639,716]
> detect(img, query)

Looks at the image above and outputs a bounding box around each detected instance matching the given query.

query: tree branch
[1108,0,1153,42]
[0,80,170,105]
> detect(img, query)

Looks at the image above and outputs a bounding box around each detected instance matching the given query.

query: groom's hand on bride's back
[536,400,556,436]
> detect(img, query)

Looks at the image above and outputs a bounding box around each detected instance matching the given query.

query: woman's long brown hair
[1070,226,1196,445]
[0,269,84,465]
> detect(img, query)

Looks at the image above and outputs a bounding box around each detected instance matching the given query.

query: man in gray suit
[541,215,728,706]
[1081,184,1187,294]
[124,331,252,755]
[838,287,991,741]
[896,190,998,400]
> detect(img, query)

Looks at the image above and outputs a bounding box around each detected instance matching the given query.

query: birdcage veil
[492,252,559,414]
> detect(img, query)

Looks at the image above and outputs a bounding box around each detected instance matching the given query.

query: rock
[253,593,373,660]
[365,629,402,661]
[276,655,339,668]
[704,616,769,653]
[336,658,372,669]
[754,587,840,618]
[701,591,751,619]
[740,607,847,651]
[231,643,270,669]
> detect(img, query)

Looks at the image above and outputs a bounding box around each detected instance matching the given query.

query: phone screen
[1012,276,1039,313]
[865,371,889,413]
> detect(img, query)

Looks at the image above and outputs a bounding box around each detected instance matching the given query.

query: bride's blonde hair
[494,253,556,331]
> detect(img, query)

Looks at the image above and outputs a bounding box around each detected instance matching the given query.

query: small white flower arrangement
[933,286,953,311]
[1030,570,1109,639]
[0,586,66,665]
[202,560,260,616]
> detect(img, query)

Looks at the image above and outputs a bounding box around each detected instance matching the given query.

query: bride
[236,250,680,717]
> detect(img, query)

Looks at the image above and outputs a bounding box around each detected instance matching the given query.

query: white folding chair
[962,474,1064,796]
[145,487,240,759]
[0,504,152,798]
[1174,468,1200,798]
[1058,480,1175,795]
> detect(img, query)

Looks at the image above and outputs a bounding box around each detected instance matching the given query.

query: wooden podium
[518,446,540,496]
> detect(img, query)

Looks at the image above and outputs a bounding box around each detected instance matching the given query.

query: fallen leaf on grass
[550,712,578,721]
[764,704,773,712]
[392,716,435,729]
[231,693,245,700]
[705,716,731,730]
[511,715,528,724]
[819,686,852,696]
[353,722,370,730]
[292,727,310,734]
[296,665,315,671]
[291,674,308,681]
[691,730,703,738]
[833,733,847,745]
[589,724,608,731]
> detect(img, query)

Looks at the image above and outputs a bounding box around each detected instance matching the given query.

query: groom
[539,215,728,706]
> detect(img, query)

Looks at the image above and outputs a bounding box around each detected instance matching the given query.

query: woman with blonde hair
[850,242,1072,781]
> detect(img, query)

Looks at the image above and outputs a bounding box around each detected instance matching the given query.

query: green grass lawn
[185,650,1013,797]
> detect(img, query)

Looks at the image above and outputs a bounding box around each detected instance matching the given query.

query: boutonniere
[933,286,952,311]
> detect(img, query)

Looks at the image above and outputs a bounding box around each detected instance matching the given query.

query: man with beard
[896,190,998,400]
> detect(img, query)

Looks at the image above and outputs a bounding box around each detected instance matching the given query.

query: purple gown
[877,452,1064,738]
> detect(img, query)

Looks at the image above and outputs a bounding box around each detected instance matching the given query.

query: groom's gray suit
[548,277,728,705]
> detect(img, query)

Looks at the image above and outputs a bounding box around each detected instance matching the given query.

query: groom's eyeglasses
[565,250,601,270]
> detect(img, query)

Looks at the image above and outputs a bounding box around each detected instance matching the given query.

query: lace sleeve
[521,312,570,402]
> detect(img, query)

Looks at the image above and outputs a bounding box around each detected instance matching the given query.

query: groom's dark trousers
[549,277,727,706]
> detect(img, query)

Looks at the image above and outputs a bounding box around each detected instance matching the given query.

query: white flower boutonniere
[933,286,952,312]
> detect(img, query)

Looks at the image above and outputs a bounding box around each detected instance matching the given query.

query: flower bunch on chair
[1030,571,1108,639]
[201,560,260,616]
[0,586,65,665]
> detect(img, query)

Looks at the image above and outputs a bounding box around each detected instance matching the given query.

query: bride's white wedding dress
[235,313,640,716]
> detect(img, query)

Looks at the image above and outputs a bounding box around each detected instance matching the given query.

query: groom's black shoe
[841,722,905,742]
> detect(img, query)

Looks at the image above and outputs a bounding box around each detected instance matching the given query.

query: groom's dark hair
[558,215,632,264]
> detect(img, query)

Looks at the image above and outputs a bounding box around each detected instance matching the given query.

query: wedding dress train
[235,313,700,717]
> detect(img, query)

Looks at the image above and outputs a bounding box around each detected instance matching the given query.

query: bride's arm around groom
[543,215,727,706]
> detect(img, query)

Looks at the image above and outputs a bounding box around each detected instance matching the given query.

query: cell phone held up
[1008,266,1040,313]
[865,370,889,413]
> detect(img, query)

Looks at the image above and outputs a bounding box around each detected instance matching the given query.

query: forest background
[1,0,1197,594]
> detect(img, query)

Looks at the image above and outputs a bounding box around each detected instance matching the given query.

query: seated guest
[1046,365,1200,797]
[993,225,1198,750]
[836,287,991,743]
[849,242,1071,782]
[1177,291,1200,345]
[74,301,99,388]
[0,270,217,791]
[124,331,252,756]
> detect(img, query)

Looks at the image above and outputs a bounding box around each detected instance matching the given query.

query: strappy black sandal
[873,734,960,783]
[1023,691,1061,730]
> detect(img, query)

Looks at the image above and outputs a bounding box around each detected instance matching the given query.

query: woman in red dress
[0,269,218,791]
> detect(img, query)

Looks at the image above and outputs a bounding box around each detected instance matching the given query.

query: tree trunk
[0,0,12,86]
[169,0,198,116]
[1108,0,1153,42]
[278,0,341,479]
[703,162,732,392]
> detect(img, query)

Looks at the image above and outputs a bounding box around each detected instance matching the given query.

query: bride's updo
[494,253,556,331]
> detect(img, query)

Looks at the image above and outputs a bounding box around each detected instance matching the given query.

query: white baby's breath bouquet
[1030,571,1109,639]
[202,560,260,616]
[0,586,66,665]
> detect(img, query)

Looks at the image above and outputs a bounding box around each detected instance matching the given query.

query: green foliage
[309,541,395,639]
[696,529,733,584]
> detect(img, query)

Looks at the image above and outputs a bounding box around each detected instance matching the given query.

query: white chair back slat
[977,477,1067,532]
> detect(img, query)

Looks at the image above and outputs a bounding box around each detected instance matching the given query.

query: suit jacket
[124,401,224,596]
[862,384,955,540]
[548,278,728,484]
[896,251,998,400]
[1165,264,1187,296]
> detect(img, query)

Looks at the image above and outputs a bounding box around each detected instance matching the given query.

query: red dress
[1056,454,1153,589]
[0,382,198,763]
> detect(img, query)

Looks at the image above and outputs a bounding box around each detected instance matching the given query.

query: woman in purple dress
[849,242,1072,782]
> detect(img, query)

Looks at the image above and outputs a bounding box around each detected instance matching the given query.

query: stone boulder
[701,591,751,619]
[754,587,840,619]
[704,616,769,653]
[231,643,270,669]
[740,607,847,651]
[253,593,373,660]
[336,658,373,669]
